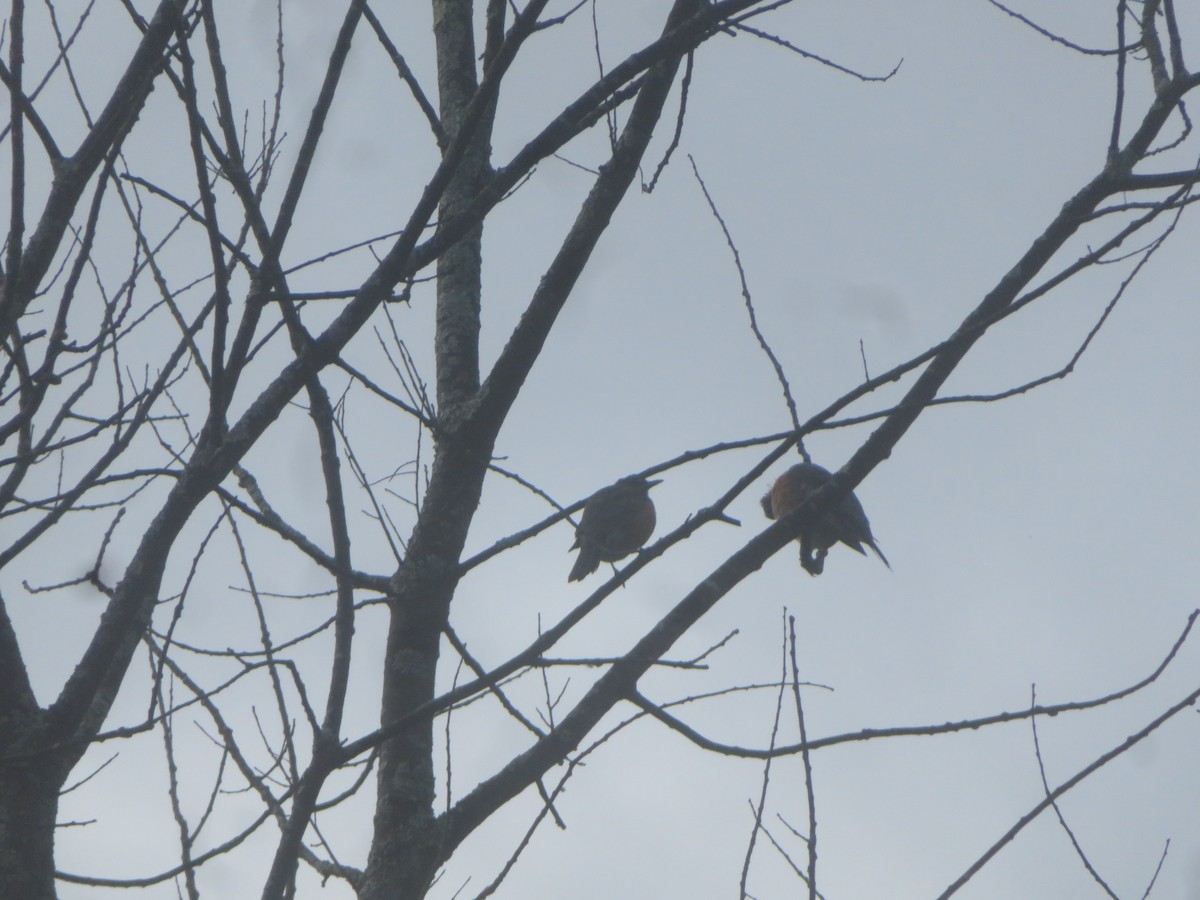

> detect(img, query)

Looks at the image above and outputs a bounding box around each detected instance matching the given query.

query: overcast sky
[5,2,1200,898]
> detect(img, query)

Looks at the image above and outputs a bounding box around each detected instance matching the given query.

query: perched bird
[568,475,661,582]
[762,462,889,576]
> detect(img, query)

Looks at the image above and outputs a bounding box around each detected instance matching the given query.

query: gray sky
[5,2,1199,898]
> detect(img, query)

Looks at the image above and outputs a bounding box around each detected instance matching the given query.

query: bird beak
[645,478,663,488]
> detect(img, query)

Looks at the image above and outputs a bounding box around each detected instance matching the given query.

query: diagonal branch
[433,81,1196,854]
[2,0,187,329]
[937,682,1200,899]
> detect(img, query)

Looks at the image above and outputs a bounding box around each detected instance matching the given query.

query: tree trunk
[0,759,61,900]
[360,2,494,896]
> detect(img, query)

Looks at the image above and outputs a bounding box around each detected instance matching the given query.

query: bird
[568,475,661,582]
[761,462,889,576]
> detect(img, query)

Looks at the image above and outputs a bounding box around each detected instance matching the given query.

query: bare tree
[2,1,1198,898]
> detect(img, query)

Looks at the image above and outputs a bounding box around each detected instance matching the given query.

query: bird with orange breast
[568,475,661,582]
[762,462,889,576]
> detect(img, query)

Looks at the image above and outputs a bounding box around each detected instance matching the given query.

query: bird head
[618,475,662,492]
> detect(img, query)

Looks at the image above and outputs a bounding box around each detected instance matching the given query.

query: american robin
[762,462,889,575]
[568,475,661,582]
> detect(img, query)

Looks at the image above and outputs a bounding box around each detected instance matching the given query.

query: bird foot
[801,547,826,576]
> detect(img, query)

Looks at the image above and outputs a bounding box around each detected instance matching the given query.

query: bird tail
[568,547,601,582]
[867,540,891,569]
